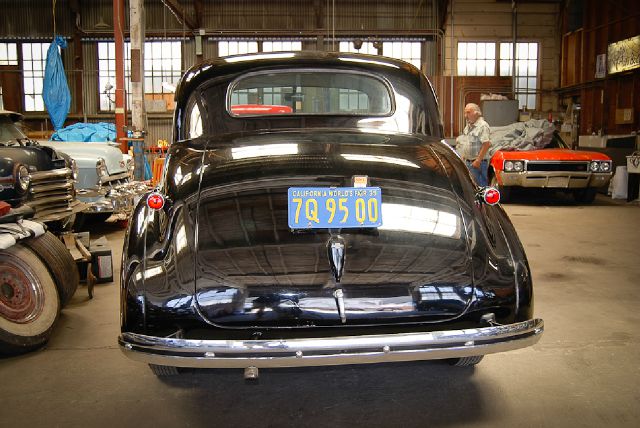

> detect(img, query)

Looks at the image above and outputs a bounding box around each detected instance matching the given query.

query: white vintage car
[38,140,148,222]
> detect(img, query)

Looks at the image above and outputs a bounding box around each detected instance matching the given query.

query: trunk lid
[194,131,474,328]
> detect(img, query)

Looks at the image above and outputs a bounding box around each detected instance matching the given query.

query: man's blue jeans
[465,159,489,186]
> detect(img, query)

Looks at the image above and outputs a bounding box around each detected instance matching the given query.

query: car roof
[175,51,421,105]
[0,110,24,122]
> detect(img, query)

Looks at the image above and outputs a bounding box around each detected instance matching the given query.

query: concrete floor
[1,194,639,428]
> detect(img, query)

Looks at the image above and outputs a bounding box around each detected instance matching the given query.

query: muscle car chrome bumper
[500,171,611,188]
[119,318,543,369]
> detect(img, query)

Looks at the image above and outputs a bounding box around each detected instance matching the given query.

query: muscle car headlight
[590,161,600,172]
[504,160,524,172]
[599,161,612,172]
[15,164,30,193]
[96,158,108,178]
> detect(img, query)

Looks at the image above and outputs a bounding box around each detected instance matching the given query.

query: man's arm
[472,140,490,169]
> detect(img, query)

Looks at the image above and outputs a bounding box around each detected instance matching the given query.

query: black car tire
[450,355,484,366]
[0,244,61,355]
[22,232,79,307]
[490,174,511,203]
[573,187,597,204]
[149,364,180,376]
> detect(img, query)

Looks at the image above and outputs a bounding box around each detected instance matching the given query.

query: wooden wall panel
[441,76,512,136]
[560,0,640,135]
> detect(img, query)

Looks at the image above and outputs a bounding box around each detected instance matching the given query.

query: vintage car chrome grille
[100,171,132,187]
[28,168,84,222]
[526,161,589,172]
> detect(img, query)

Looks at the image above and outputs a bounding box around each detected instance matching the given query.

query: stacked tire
[0,232,79,355]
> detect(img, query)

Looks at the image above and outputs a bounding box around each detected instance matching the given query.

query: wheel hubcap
[0,262,44,324]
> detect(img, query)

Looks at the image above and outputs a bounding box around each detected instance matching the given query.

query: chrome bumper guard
[81,181,148,215]
[119,318,543,369]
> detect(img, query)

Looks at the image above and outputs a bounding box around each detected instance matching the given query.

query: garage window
[97,41,181,111]
[457,42,496,76]
[339,41,378,55]
[22,42,51,111]
[0,43,18,65]
[218,41,259,57]
[500,42,539,110]
[339,41,422,70]
[382,42,421,70]
[97,42,131,111]
[263,41,302,52]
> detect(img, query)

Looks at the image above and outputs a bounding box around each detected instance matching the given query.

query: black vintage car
[0,110,84,228]
[119,52,543,377]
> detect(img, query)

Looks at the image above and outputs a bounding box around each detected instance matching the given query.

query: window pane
[98,42,108,58]
[486,60,495,75]
[152,42,161,58]
[457,59,465,75]
[477,61,486,76]
[467,43,476,59]
[517,77,528,89]
[478,43,485,58]
[486,43,495,59]
[458,42,467,59]
[25,96,35,111]
[22,44,31,60]
[467,62,477,76]
[24,78,33,94]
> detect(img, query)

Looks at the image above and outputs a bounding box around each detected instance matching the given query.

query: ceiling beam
[160,0,197,30]
[193,0,204,29]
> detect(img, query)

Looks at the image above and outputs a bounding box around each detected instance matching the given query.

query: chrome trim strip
[119,318,543,369]
[100,172,132,184]
[29,168,72,181]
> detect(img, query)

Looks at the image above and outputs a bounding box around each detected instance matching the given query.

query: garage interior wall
[15,1,637,140]
[441,0,562,135]
[559,0,640,137]
[0,0,454,141]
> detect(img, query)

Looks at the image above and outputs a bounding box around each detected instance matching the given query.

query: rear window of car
[227,69,393,117]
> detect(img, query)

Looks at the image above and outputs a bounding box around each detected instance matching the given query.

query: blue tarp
[43,36,71,130]
[50,122,116,142]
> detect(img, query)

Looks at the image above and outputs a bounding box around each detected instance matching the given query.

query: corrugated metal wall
[1,0,443,144]
[1,0,439,37]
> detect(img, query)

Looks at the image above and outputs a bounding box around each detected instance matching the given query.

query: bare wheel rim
[0,253,45,324]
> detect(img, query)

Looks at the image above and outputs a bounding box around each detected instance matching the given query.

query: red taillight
[147,193,165,210]
[483,187,500,205]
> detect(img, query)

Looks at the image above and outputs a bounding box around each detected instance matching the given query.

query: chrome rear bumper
[119,318,543,369]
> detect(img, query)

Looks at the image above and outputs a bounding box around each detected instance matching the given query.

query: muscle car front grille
[526,162,589,172]
[27,168,83,222]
